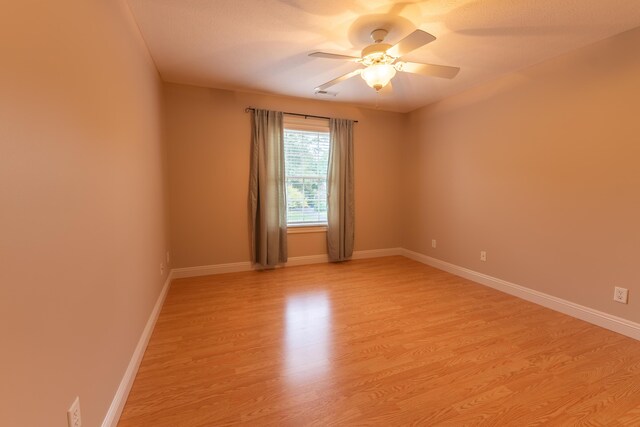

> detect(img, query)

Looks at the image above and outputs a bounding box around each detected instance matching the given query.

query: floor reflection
[284,291,332,383]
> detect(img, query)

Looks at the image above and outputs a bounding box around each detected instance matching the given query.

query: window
[283,116,330,226]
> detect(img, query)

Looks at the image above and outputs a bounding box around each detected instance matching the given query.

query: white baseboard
[171,247,404,279]
[171,261,253,279]
[286,254,329,266]
[401,248,640,341]
[101,272,173,427]
[352,247,403,259]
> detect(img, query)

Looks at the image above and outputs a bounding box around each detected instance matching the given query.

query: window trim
[283,116,330,228]
[287,224,327,234]
[283,115,329,132]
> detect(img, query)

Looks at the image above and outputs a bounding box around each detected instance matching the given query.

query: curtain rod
[244,107,358,123]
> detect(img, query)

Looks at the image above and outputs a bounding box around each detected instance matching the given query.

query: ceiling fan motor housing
[361,43,393,62]
[370,28,388,43]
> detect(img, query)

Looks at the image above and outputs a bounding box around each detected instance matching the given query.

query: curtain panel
[249,109,288,267]
[327,118,355,262]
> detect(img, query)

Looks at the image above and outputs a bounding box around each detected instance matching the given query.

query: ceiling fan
[310,28,460,93]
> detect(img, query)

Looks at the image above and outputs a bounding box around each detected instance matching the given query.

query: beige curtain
[249,109,287,267]
[327,118,354,262]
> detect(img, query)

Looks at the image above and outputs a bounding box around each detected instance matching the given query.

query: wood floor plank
[118,256,640,426]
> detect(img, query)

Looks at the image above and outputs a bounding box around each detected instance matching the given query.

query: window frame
[283,115,330,229]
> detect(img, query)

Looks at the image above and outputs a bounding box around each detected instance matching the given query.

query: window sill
[287,225,327,234]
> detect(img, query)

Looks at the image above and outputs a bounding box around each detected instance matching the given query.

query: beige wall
[403,27,640,323]
[0,1,169,426]
[164,83,405,268]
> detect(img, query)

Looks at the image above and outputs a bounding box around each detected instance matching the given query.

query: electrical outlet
[166,251,171,265]
[614,287,628,304]
[480,251,487,262]
[431,239,437,249]
[67,397,81,427]
[160,263,165,276]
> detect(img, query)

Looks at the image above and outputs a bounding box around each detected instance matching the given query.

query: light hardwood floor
[118,256,640,426]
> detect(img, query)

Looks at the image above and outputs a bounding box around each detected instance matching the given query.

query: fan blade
[386,29,436,58]
[309,52,359,61]
[398,61,460,79]
[315,69,362,91]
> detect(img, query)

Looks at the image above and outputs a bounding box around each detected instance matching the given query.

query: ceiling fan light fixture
[361,63,396,92]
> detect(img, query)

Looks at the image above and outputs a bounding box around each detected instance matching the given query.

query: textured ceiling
[127,0,640,112]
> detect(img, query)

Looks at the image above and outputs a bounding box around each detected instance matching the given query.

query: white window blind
[283,117,330,226]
